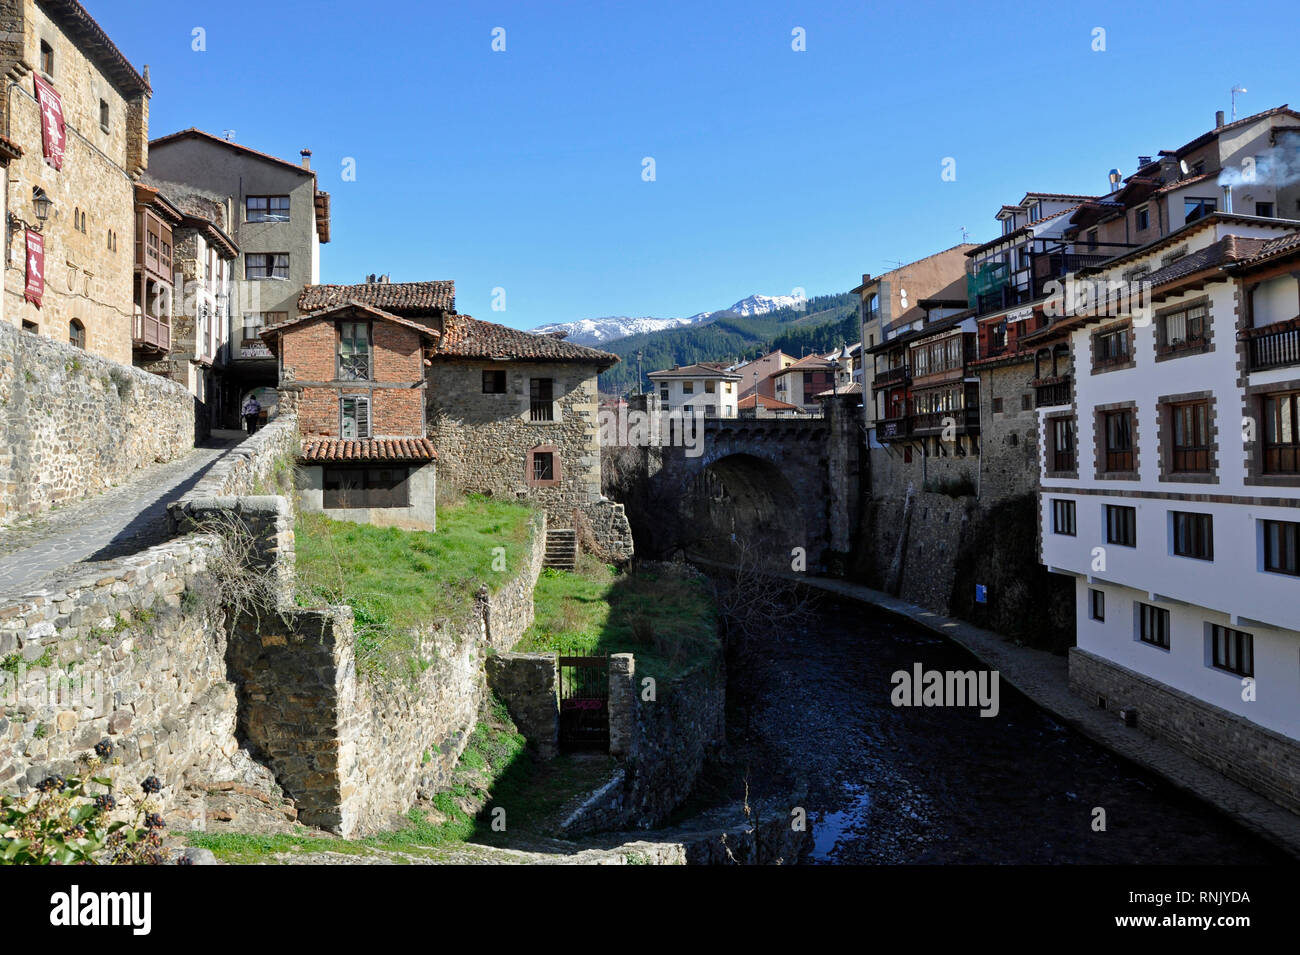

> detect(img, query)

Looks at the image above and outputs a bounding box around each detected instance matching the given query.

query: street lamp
[31,187,52,224]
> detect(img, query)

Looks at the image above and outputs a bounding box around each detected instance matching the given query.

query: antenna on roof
[222,129,236,142]
[1231,85,1248,121]
[1179,159,1190,177]
[960,226,970,243]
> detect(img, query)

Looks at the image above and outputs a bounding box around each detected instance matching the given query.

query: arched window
[69,319,85,349]
[865,293,879,323]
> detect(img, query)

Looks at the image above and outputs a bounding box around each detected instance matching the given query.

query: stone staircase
[544,528,578,571]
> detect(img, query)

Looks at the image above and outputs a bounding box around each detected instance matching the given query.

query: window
[1172,511,1213,560]
[99,99,109,131]
[725,382,733,394]
[659,386,669,408]
[1020,393,1032,411]
[532,452,555,482]
[1086,228,1098,249]
[39,40,53,75]
[1138,603,1170,649]
[1051,499,1076,536]
[1157,302,1207,352]
[1184,197,1216,223]
[242,311,286,344]
[1262,519,1300,576]
[1089,589,1105,622]
[1210,625,1253,677]
[323,466,409,508]
[245,253,289,279]
[1255,202,1275,218]
[482,369,507,393]
[1262,392,1300,473]
[1106,504,1136,547]
[1135,206,1150,231]
[866,294,879,323]
[1094,326,1130,367]
[1050,417,1075,473]
[682,381,694,394]
[21,320,37,334]
[339,395,371,439]
[530,378,554,421]
[337,322,372,381]
[1102,409,1134,472]
[246,196,290,222]
[991,397,1003,414]
[68,319,84,349]
[705,380,716,394]
[1170,400,1212,472]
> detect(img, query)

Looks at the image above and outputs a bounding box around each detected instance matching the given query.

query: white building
[1034,210,1300,811]
[646,362,741,418]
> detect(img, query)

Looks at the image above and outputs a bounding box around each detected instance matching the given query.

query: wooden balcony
[872,364,910,390]
[875,416,911,442]
[912,407,980,436]
[133,312,170,353]
[1033,376,1072,408]
[1246,321,1300,372]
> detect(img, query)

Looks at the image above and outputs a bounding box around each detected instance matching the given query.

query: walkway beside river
[797,574,1300,859]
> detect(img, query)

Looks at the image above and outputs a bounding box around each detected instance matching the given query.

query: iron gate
[558,655,609,750]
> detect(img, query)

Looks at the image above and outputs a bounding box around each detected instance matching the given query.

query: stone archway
[678,453,808,567]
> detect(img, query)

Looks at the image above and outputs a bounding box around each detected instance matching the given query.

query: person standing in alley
[242,394,262,435]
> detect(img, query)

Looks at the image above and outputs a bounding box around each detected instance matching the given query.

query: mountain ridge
[531,293,804,346]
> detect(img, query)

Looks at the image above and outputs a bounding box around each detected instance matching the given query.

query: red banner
[33,74,65,170]
[24,230,44,307]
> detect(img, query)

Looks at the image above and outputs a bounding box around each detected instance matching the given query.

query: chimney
[300,148,312,170]
[1215,110,1225,129]
[1137,155,1152,168]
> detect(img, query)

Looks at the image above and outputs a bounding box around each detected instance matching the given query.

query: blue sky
[96,0,1296,329]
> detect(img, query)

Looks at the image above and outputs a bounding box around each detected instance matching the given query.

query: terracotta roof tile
[299,438,437,463]
[738,393,801,410]
[436,314,620,368]
[259,301,441,350]
[299,281,456,315]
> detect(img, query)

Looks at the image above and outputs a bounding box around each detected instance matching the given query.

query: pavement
[796,573,1300,860]
[0,430,247,598]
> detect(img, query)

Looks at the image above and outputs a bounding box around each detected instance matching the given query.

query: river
[722,596,1292,864]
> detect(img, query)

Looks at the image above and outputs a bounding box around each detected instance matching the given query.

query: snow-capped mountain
[531,294,804,346]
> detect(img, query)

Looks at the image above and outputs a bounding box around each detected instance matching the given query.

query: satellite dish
[1179,159,1190,176]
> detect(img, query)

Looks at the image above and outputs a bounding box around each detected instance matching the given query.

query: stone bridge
[645,413,857,568]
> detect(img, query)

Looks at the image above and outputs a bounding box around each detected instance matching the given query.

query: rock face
[0,320,195,524]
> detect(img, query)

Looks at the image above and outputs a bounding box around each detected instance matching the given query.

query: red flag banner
[32,74,65,170]
[24,230,44,307]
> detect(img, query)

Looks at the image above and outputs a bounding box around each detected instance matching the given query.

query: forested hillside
[597,292,859,393]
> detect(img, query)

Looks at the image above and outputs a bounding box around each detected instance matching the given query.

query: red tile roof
[299,280,456,316]
[436,314,620,368]
[299,438,436,463]
[737,393,801,410]
[259,301,441,351]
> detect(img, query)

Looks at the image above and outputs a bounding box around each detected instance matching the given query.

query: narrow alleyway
[0,430,247,597]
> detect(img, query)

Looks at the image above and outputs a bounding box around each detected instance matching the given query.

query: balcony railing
[1246,323,1300,372]
[133,312,170,352]
[912,407,980,435]
[1034,377,1072,408]
[875,416,911,441]
[872,364,910,390]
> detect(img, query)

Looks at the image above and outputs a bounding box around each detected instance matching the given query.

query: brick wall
[282,317,426,438]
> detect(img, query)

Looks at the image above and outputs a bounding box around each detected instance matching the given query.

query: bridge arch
[678,452,810,566]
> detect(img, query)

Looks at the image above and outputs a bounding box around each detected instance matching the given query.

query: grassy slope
[515,559,718,682]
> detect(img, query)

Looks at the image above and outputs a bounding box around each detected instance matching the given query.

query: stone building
[261,301,439,530]
[0,0,151,365]
[147,129,332,426]
[295,278,633,554]
[134,182,239,432]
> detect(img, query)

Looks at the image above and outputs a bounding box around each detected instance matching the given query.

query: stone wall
[227,511,547,837]
[1069,647,1300,815]
[0,320,196,524]
[427,359,603,519]
[855,487,972,613]
[562,646,726,836]
[977,361,1041,501]
[485,652,558,759]
[0,536,243,809]
[168,412,298,530]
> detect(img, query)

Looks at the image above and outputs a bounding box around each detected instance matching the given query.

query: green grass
[516,559,718,682]
[294,495,536,679]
